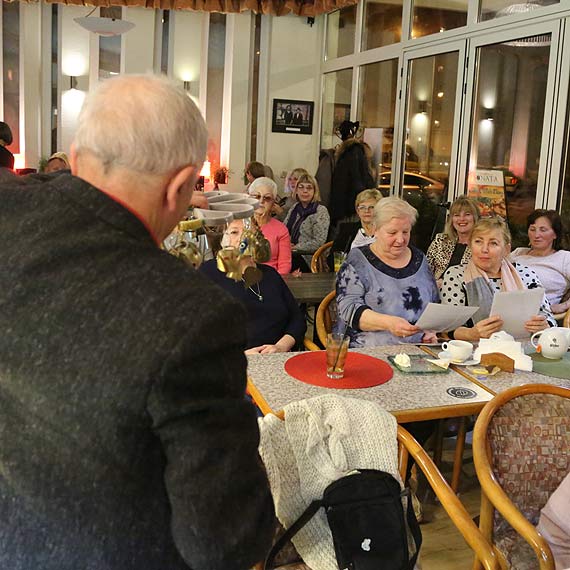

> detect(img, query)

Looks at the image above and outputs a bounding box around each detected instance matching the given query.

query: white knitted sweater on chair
[258,394,400,570]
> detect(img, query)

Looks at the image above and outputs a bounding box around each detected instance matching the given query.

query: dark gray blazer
[0,174,274,570]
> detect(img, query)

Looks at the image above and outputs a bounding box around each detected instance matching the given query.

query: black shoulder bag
[264,469,422,570]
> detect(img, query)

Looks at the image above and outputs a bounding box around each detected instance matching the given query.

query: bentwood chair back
[256,423,502,570]
[315,290,336,347]
[310,241,333,273]
[472,384,570,570]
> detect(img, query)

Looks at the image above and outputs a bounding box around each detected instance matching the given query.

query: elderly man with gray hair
[0,75,274,570]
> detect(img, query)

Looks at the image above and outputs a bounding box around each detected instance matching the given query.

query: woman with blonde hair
[336,197,439,347]
[45,152,70,173]
[440,216,555,341]
[284,173,330,272]
[273,167,308,221]
[426,196,480,282]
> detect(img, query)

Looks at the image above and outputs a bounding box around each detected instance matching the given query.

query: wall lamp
[484,108,494,121]
[69,76,78,90]
[182,79,199,99]
[418,100,428,114]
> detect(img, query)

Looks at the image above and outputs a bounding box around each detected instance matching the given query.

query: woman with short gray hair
[249,177,292,274]
[336,196,439,346]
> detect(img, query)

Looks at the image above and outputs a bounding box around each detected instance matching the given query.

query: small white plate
[438,351,479,366]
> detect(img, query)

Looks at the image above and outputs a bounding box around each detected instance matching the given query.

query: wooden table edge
[247,378,487,423]
[420,345,498,395]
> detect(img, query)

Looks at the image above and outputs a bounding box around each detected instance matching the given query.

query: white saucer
[438,351,479,366]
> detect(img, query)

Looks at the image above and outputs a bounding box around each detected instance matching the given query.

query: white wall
[220,13,254,191]
[60,5,92,155]
[20,1,42,168]
[260,14,323,188]
[121,7,156,74]
[8,2,322,180]
[170,10,205,100]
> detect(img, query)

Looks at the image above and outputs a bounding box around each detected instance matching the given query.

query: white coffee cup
[441,340,473,362]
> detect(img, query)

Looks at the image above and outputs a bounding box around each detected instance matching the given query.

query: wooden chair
[310,241,333,273]
[255,423,502,570]
[472,384,570,570]
[313,289,468,493]
[314,290,336,347]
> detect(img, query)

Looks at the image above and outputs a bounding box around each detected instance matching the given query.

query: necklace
[243,279,263,302]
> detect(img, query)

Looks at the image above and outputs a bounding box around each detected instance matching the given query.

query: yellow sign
[467,169,507,218]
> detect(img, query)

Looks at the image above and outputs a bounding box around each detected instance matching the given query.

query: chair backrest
[473,384,570,570]
[315,290,336,347]
[256,419,501,570]
[310,240,333,273]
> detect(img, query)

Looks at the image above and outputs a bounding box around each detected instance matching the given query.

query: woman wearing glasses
[248,177,292,274]
[328,189,382,269]
[283,173,330,272]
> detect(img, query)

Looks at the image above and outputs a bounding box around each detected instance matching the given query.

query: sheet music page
[489,288,545,338]
[415,303,479,332]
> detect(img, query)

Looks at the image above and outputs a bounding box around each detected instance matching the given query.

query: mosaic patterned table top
[247,345,493,417]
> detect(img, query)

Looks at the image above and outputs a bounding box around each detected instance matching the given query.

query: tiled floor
[418,439,481,569]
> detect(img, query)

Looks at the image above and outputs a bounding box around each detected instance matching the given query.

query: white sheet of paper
[489,288,545,338]
[415,303,479,332]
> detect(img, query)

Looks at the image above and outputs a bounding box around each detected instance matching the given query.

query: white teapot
[531,327,570,360]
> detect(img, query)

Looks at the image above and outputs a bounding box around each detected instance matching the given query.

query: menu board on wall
[467,169,507,219]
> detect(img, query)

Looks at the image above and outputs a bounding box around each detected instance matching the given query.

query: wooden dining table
[247,344,493,423]
[421,346,570,396]
[283,272,335,305]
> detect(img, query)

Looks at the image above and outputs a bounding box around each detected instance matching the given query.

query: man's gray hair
[248,177,278,199]
[73,74,208,175]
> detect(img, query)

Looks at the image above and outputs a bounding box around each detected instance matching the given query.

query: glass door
[459,22,561,248]
[397,41,467,252]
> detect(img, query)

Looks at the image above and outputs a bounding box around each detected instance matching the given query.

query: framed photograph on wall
[272,99,314,135]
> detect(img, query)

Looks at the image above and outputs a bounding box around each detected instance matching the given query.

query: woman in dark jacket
[200,219,306,353]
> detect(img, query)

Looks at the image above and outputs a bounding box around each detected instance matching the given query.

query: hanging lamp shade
[74,16,135,36]
[496,2,551,46]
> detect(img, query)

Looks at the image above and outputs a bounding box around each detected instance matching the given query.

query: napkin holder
[473,331,533,372]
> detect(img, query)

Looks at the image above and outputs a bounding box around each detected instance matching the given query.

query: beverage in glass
[333,251,346,272]
[326,333,349,379]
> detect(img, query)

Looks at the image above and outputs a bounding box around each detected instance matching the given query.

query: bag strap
[403,489,422,569]
[264,499,323,570]
[265,485,422,570]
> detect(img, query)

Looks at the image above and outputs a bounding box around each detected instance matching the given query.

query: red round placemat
[284,351,393,389]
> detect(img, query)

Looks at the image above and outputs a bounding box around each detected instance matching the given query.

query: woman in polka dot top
[440,217,555,341]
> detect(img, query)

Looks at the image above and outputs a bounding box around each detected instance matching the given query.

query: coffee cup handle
[531,331,542,349]
[441,342,449,352]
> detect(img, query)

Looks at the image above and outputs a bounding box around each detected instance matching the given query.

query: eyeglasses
[250,194,274,203]
[357,205,375,212]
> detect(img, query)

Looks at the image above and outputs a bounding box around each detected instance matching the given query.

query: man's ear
[164,165,198,212]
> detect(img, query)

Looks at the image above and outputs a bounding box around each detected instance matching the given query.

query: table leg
[451,417,467,493]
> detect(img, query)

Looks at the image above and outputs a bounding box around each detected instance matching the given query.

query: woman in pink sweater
[249,177,292,274]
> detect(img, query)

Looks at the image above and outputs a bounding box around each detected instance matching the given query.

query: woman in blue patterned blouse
[336,197,440,347]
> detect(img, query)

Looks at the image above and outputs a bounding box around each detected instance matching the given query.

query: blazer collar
[56,173,160,247]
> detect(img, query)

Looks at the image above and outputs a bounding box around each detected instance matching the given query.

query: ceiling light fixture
[74,7,135,36]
